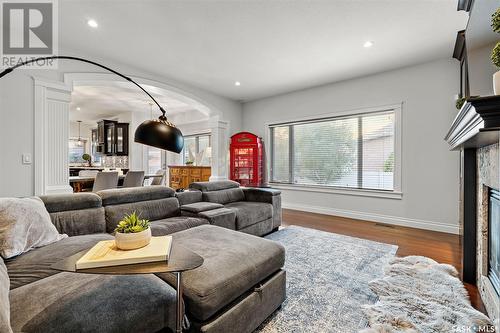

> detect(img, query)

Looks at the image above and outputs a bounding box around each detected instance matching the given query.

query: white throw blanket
[361,256,494,333]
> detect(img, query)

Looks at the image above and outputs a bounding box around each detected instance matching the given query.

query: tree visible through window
[271,110,395,191]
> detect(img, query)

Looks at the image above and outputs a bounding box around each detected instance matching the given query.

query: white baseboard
[282,202,459,234]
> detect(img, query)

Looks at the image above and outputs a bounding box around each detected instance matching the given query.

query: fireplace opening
[489,188,500,296]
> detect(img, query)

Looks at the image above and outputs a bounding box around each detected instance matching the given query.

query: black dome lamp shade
[134,109,184,153]
[0,55,184,153]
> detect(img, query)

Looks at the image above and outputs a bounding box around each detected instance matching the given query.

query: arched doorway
[33,72,229,195]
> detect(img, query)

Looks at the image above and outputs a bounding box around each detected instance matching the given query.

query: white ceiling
[69,83,205,123]
[59,0,468,101]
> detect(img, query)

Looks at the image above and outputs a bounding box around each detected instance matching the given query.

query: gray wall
[468,42,497,97]
[242,58,461,233]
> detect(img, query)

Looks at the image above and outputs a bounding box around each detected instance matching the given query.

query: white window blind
[270,110,396,191]
[182,134,211,165]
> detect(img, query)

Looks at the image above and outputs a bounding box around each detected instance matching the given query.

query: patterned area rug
[256,225,398,333]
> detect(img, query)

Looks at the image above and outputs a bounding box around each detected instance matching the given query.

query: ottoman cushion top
[150,217,209,236]
[156,225,285,321]
[181,202,224,214]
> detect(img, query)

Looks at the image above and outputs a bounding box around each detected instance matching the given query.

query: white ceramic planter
[494,70,500,95]
[115,228,151,250]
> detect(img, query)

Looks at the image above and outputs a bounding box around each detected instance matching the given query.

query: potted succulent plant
[491,8,500,94]
[114,212,151,250]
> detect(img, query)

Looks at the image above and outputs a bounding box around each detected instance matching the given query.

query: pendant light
[77,120,83,147]
[0,56,184,153]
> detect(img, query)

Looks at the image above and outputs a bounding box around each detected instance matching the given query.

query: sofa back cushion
[175,190,202,206]
[98,187,179,233]
[0,257,12,333]
[203,188,245,205]
[189,180,240,192]
[98,186,175,206]
[39,193,106,236]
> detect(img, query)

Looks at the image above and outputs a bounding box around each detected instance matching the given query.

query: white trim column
[34,78,73,195]
[209,116,229,181]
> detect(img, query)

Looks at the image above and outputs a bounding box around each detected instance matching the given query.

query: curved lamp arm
[0,55,168,119]
[0,55,184,153]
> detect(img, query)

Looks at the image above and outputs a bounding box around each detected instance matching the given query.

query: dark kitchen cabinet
[97,120,129,156]
[115,123,129,156]
[91,129,102,154]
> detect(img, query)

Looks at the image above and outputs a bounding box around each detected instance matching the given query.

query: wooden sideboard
[168,166,211,190]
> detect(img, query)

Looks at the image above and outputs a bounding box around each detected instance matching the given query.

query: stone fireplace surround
[477,144,500,325]
[445,96,500,327]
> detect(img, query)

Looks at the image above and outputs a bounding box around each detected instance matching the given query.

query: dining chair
[150,169,166,186]
[78,170,99,177]
[92,172,119,192]
[122,171,145,188]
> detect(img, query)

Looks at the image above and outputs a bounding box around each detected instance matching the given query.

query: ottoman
[156,225,286,333]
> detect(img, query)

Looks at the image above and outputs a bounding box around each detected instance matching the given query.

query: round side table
[52,244,203,333]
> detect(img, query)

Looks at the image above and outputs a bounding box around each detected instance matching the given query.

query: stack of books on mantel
[76,235,172,270]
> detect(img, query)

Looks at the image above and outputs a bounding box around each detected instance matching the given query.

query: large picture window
[270,109,398,191]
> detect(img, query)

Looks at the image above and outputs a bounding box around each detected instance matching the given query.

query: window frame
[182,133,211,165]
[267,104,402,199]
[68,137,89,165]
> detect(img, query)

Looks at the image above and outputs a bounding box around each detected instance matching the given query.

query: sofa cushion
[198,208,236,230]
[40,193,102,212]
[156,225,285,321]
[224,201,273,229]
[103,197,180,233]
[48,207,106,236]
[0,197,67,259]
[10,272,177,333]
[98,186,175,206]
[181,202,224,214]
[190,180,240,192]
[203,188,245,205]
[176,190,202,206]
[39,193,106,236]
[6,234,113,290]
[150,217,209,236]
[0,258,12,333]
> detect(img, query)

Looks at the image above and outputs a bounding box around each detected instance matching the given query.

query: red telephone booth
[230,132,263,187]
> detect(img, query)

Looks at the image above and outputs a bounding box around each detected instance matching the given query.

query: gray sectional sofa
[3,182,285,333]
[186,180,282,236]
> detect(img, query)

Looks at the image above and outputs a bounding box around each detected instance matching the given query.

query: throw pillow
[0,197,67,259]
[0,257,12,332]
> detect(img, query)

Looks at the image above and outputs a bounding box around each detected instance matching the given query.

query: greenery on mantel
[456,97,467,110]
[491,7,500,69]
[492,8,500,33]
[492,42,500,68]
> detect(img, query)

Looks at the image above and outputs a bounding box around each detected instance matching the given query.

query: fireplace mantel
[445,96,500,150]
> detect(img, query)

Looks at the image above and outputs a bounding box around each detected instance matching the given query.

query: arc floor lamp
[0,56,184,153]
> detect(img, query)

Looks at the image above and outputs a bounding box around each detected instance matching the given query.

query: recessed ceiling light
[234,81,241,86]
[76,107,81,111]
[87,19,98,28]
[363,41,374,48]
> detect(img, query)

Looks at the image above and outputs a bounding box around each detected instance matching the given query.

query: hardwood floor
[282,208,486,313]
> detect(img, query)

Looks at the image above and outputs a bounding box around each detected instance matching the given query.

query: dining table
[69,174,163,192]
